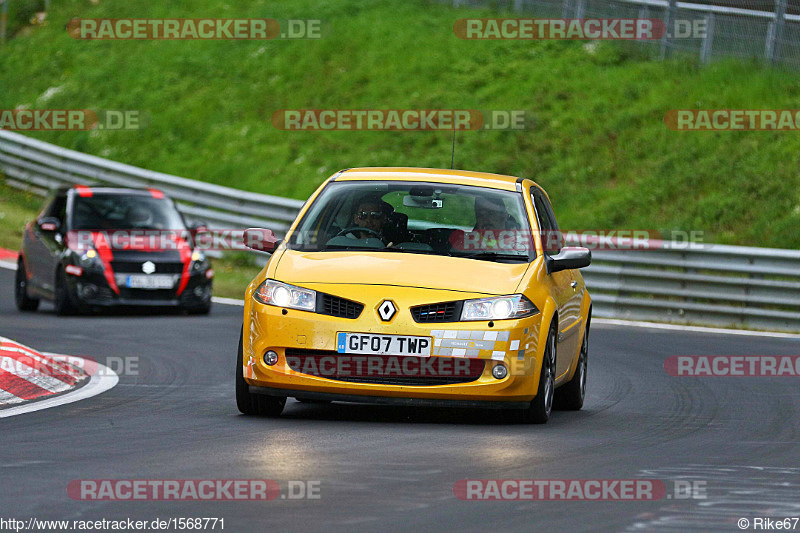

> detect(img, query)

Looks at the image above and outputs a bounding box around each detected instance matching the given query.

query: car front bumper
[242,284,548,404]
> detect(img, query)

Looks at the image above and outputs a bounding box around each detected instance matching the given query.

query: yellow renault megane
[236,168,592,423]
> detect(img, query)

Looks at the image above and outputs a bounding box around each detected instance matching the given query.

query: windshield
[287,181,532,261]
[71,194,186,231]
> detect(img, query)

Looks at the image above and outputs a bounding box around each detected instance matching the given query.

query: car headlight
[78,249,103,270]
[191,250,208,271]
[253,279,316,312]
[460,294,538,321]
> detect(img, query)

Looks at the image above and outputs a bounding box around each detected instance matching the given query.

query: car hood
[273,249,530,295]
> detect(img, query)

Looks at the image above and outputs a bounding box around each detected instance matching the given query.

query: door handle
[570,280,577,289]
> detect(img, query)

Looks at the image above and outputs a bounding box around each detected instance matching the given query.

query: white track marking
[211,296,244,306]
[0,356,74,393]
[594,318,800,340]
[0,356,118,418]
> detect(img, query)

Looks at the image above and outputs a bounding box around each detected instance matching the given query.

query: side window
[46,196,68,228]
[38,194,56,219]
[531,190,562,254]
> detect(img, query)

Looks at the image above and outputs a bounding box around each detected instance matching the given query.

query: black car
[15,185,213,315]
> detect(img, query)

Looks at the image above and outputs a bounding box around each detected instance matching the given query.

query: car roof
[334,167,543,192]
[59,185,166,197]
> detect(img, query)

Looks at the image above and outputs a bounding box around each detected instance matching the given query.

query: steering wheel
[334,227,384,240]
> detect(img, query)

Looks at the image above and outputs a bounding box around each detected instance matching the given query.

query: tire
[519,321,557,424]
[555,318,589,411]
[15,258,39,312]
[235,330,285,417]
[54,268,79,316]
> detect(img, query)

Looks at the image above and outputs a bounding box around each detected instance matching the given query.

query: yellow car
[236,167,592,423]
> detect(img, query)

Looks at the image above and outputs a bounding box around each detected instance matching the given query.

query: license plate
[337,333,432,357]
[125,275,175,289]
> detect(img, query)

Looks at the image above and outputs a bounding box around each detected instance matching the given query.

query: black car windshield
[71,194,186,231]
[287,181,532,261]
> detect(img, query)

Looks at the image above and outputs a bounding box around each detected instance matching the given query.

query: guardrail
[2,130,799,331]
[0,130,305,234]
[582,245,800,332]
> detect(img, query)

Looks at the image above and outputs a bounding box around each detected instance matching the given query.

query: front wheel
[15,258,39,312]
[235,331,285,417]
[54,269,79,316]
[519,322,557,424]
[555,318,589,411]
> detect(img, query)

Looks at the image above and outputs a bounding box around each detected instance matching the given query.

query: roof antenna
[450,121,457,170]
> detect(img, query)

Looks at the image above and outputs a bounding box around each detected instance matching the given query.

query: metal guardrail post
[575,0,585,20]
[660,0,677,60]
[700,12,715,64]
[768,0,787,64]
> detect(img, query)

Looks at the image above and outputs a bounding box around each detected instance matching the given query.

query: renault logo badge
[377,300,397,321]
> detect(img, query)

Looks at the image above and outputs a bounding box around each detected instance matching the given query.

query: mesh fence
[444,0,800,69]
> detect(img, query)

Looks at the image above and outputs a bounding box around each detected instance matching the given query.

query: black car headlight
[253,279,316,312]
[77,249,103,270]
[460,294,538,321]
[191,250,209,271]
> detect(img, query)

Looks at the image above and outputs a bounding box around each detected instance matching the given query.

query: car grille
[410,301,462,323]
[317,294,364,319]
[117,288,176,300]
[284,349,484,386]
[110,261,185,274]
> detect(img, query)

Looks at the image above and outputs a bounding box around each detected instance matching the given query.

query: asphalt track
[2,266,800,532]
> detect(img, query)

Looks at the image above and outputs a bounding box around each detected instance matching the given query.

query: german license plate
[126,275,175,289]
[337,333,432,356]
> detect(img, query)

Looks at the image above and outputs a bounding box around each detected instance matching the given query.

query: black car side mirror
[546,247,591,274]
[37,217,61,233]
[188,221,209,233]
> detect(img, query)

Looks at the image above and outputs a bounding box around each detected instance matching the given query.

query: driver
[347,195,392,240]
[127,205,154,228]
[473,196,519,231]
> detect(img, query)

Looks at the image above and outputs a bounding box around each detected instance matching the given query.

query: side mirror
[546,247,591,274]
[38,217,61,233]
[188,221,209,233]
[244,228,280,253]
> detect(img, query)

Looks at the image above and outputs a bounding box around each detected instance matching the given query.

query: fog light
[492,364,508,380]
[263,350,279,366]
[79,283,98,299]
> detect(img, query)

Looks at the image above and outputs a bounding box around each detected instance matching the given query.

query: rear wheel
[555,318,589,411]
[519,322,557,424]
[236,331,285,417]
[54,268,79,316]
[14,258,39,312]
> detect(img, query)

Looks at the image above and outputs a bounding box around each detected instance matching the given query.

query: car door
[531,188,582,380]
[40,192,68,293]
[25,194,57,294]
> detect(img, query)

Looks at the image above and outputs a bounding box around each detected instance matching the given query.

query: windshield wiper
[453,251,530,262]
